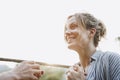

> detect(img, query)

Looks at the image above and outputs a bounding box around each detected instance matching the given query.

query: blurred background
[0,0,120,80]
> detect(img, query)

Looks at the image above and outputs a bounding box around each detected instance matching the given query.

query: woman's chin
[67,43,76,50]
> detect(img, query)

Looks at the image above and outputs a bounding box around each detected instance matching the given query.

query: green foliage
[0,64,67,80]
[117,37,120,41]
[39,66,67,80]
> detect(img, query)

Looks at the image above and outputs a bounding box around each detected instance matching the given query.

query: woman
[65,12,120,80]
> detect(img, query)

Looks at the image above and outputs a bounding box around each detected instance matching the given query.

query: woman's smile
[66,35,76,43]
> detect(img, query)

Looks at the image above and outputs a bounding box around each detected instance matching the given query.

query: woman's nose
[65,30,72,35]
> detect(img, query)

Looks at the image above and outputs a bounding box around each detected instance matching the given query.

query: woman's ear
[89,28,96,38]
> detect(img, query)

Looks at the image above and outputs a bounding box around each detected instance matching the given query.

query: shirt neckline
[91,50,102,62]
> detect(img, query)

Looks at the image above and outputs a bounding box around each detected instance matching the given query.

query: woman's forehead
[66,16,77,25]
[65,16,86,30]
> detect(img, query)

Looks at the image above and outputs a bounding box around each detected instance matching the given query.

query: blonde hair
[67,13,106,47]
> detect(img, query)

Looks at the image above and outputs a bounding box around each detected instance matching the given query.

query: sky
[0,0,120,68]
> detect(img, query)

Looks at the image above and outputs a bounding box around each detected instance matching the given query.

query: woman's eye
[70,24,78,29]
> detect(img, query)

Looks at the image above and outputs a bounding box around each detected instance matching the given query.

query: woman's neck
[77,47,96,69]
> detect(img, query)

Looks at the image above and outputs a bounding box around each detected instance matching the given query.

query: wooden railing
[0,57,70,68]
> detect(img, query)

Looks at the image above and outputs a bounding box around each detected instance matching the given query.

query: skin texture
[65,16,91,51]
[66,64,86,80]
[65,15,96,80]
[0,61,44,80]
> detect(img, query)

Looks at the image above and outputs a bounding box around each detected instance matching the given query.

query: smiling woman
[65,12,120,80]
[0,0,120,80]
[0,0,120,69]
[64,13,106,51]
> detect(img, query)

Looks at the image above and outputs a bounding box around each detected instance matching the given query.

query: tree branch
[0,57,70,68]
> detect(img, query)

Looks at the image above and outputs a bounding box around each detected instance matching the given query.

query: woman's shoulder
[94,50,120,61]
[104,51,120,56]
[97,50,120,56]
[102,51,120,60]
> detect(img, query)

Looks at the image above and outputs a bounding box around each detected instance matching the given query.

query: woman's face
[64,16,90,51]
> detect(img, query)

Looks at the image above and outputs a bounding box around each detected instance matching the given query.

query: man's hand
[12,61,44,80]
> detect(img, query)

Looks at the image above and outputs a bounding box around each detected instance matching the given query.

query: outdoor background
[0,0,120,80]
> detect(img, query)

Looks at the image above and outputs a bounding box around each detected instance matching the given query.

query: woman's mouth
[67,37,75,43]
